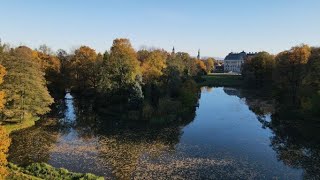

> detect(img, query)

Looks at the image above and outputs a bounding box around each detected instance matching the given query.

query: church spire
[172,46,175,54]
[197,49,200,60]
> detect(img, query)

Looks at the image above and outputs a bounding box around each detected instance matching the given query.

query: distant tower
[171,46,176,58]
[197,49,200,60]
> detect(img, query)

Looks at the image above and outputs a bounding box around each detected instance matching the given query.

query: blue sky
[1,0,319,58]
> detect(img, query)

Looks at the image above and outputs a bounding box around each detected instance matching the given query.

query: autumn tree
[196,59,207,75]
[99,39,141,92]
[70,46,99,90]
[302,47,320,90]
[300,47,320,115]
[274,45,311,104]
[0,42,7,113]
[55,49,71,92]
[141,50,167,84]
[0,65,5,111]
[205,58,215,73]
[0,126,10,179]
[0,46,54,122]
[242,52,275,87]
[32,45,63,97]
[0,48,9,179]
[137,49,150,63]
[35,45,61,73]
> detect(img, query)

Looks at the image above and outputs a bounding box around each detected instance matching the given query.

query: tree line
[0,38,215,125]
[241,45,320,119]
[1,38,319,178]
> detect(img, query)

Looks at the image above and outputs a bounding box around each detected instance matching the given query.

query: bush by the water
[7,163,104,180]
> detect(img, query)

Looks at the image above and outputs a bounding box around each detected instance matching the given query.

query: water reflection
[224,87,320,179]
[269,119,320,179]
[8,87,320,179]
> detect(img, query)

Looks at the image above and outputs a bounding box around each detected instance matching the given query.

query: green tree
[99,38,141,92]
[167,52,188,76]
[0,46,54,122]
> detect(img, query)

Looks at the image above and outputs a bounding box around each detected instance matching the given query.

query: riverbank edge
[7,163,104,180]
[197,74,243,87]
[4,115,38,134]
[3,116,105,180]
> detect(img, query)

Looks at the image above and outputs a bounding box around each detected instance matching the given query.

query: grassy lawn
[198,74,243,87]
[4,114,38,134]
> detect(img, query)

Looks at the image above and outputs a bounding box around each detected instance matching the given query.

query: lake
[9,87,319,179]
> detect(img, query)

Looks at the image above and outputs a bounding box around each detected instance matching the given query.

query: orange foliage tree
[0,65,6,110]
[274,45,311,104]
[0,64,9,179]
[70,46,99,90]
[0,126,10,179]
[141,50,167,84]
[196,59,207,75]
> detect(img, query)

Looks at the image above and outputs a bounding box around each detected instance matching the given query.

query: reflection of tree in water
[97,129,177,179]
[224,87,274,128]
[89,85,257,179]
[79,87,199,179]
[71,85,257,179]
[226,87,320,179]
[270,120,320,179]
[97,132,259,179]
[32,80,198,179]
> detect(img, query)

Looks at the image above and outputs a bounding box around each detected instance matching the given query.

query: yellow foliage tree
[0,64,9,180]
[196,59,207,74]
[205,58,215,73]
[275,44,312,104]
[141,50,167,83]
[0,65,6,110]
[70,46,98,89]
[0,126,10,179]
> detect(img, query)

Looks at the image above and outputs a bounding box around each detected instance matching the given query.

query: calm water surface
[10,87,313,179]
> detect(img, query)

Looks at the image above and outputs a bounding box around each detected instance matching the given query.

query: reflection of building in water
[224,51,257,73]
[223,87,241,97]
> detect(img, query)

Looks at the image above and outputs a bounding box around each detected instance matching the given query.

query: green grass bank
[197,74,243,87]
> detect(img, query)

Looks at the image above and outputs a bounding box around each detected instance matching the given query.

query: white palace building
[224,51,257,73]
